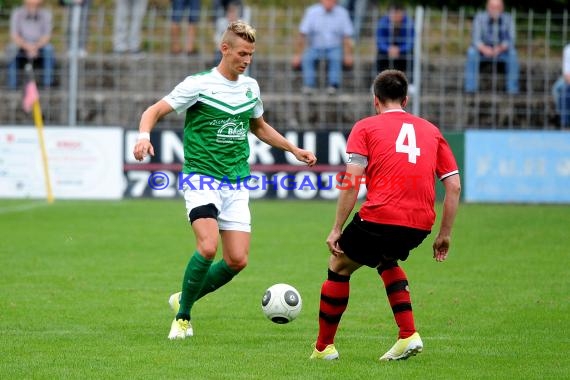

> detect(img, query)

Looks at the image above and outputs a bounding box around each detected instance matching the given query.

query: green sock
[176,251,213,321]
[195,259,238,301]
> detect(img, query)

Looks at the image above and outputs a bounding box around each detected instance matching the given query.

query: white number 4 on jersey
[396,123,421,164]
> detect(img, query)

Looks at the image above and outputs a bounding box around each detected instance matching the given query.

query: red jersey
[346,109,458,231]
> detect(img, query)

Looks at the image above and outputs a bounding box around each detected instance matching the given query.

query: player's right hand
[133,139,155,161]
[326,227,344,256]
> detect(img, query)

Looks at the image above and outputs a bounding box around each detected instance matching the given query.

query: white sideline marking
[0,202,50,215]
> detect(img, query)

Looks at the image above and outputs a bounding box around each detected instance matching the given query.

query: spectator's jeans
[376,53,414,83]
[171,0,201,23]
[66,0,91,51]
[113,0,148,52]
[559,84,570,128]
[301,46,343,89]
[7,45,55,89]
[464,45,519,94]
[552,77,564,114]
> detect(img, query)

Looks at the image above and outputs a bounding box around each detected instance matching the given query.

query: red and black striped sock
[378,263,415,339]
[316,269,350,352]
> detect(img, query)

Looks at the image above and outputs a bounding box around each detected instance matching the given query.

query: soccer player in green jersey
[133,20,317,340]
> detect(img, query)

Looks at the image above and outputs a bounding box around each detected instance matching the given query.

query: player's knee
[189,203,219,224]
[226,255,248,272]
[327,253,354,277]
[196,239,218,259]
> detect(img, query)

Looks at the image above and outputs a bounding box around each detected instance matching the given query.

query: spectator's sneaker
[168,318,192,340]
[302,86,316,95]
[326,86,338,95]
[168,292,181,314]
[310,344,339,360]
[379,332,423,361]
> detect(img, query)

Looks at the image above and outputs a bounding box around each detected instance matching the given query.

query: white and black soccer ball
[261,283,302,324]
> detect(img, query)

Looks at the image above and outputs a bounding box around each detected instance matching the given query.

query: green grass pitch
[0,199,568,379]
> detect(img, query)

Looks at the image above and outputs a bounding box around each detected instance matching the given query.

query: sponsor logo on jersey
[214,118,247,144]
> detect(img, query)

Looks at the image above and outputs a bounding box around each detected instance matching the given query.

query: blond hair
[221,20,256,45]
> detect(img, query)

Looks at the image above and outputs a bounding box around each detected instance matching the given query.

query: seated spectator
[5,0,55,89]
[292,0,354,95]
[375,3,414,82]
[464,0,519,94]
[553,44,570,128]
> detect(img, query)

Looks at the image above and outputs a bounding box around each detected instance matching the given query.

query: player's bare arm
[433,174,461,262]
[133,100,174,161]
[249,117,317,166]
[326,163,365,256]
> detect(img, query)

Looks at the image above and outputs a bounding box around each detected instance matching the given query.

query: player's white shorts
[181,176,251,233]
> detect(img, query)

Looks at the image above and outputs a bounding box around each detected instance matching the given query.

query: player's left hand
[293,148,317,167]
[432,234,451,262]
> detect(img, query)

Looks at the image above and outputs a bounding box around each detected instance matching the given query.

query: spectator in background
[170,0,201,55]
[5,0,55,89]
[553,44,570,128]
[292,0,354,95]
[113,0,148,54]
[464,0,519,95]
[339,0,368,42]
[63,0,90,58]
[213,1,249,66]
[375,4,415,82]
[212,0,238,20]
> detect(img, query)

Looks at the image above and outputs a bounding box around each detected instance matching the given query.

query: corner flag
[23,63,54,204]
[22,75,40,113]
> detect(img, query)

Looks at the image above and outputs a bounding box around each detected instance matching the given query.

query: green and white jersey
[163,68,264,182]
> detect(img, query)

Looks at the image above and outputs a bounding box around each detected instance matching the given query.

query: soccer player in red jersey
[310,69,461,361]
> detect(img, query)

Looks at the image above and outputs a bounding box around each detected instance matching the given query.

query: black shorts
[338,213,430,268]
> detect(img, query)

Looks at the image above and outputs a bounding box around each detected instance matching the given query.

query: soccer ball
[261,283,302,324]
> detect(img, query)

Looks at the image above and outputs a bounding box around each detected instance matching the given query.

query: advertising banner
[123,130,359,200]
[465,130,570,203]
[0,127,124,200]
[124,129,463,200]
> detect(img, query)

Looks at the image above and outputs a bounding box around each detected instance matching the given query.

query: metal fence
[0,5,568,130]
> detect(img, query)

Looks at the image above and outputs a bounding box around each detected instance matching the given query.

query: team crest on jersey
[246,88,253,99]
[215,118,247,143]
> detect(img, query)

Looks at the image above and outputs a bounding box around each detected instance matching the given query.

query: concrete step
[0,89,557,130]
